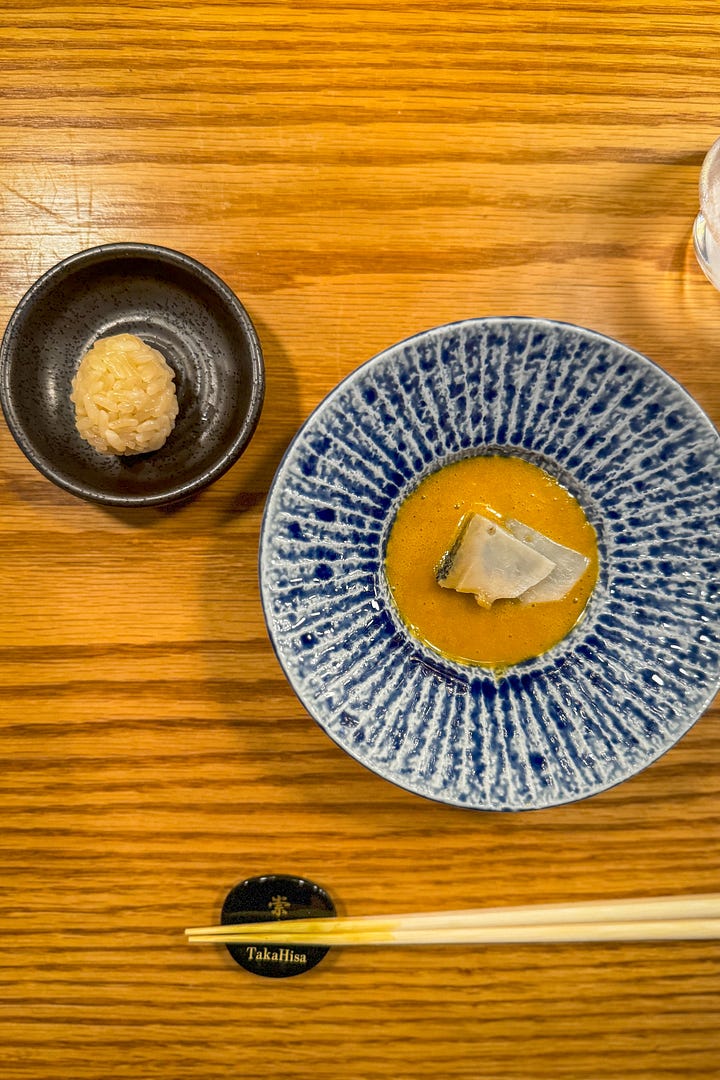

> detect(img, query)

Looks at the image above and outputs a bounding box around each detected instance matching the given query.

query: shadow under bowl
[0,242,265,507]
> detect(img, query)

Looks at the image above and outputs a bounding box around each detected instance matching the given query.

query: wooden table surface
[1,4,719,1078]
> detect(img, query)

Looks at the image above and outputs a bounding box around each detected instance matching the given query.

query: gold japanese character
[268,894,290,918]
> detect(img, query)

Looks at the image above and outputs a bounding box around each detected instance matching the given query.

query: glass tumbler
[694,135,720,290]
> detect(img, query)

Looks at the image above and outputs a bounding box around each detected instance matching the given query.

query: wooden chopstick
[184,893,720,947]
[186,918,720,947]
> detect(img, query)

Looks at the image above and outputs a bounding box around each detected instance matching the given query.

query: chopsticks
[185,893,720,947]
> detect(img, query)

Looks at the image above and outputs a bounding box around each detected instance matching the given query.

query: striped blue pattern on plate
[259,318,720,810]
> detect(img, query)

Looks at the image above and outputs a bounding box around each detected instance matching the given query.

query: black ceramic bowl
[0,243,264,507]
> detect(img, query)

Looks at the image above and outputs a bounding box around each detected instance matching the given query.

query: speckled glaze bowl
[0,243,264,507]
[259,318,720,811]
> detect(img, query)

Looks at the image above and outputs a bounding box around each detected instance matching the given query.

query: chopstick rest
[212,874,336,978]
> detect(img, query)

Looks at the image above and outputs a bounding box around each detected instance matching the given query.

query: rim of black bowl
[0,242,265,507]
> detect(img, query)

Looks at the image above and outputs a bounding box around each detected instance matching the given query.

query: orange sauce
[384,455,599,668]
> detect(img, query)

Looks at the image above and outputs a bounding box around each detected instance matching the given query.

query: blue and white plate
[259,318,720,811]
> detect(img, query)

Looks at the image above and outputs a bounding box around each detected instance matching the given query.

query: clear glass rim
[693,211,720,289]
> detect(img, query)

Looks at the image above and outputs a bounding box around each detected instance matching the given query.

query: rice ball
[71,333,179,456]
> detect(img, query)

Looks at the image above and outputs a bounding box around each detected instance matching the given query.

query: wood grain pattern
[1,3,718,1078]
